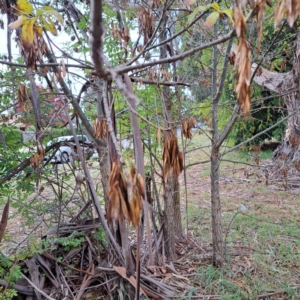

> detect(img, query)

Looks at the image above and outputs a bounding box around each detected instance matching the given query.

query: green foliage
[232,93,285,148]
[0,125,22,150]
[58,231,85,251]
[192,98,232,131]
[0,287,18,300]
[94,227,108,247]
[0,255,22,300]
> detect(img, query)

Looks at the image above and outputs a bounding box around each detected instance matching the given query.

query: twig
[0,60,93,69]
[102,81,123,160]
[130,77,191,87]
[21,274,55,300]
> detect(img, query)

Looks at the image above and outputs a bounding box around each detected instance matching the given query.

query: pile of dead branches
[0,220,225,299]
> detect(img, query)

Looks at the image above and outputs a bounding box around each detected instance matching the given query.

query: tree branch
[116,31,236,74]
[0,60,93,69]
[44,49,106,148]
[218,102,240,147]
[90,0,108,78]
[130,76,191,87]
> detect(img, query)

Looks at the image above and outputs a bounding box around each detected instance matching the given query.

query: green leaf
[36,8,42,16]
[40,6,64,24]
[209,2,220,11]
[205,11,219,27]
[41,17,57,35]
[188,6,206,25]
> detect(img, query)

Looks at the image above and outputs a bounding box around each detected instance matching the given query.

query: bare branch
[130,77,191,87]
[0,60,93,69]
[116,31,235,74]
[90,0,108,78]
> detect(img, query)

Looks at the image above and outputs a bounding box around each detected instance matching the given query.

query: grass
[180,131,300,299]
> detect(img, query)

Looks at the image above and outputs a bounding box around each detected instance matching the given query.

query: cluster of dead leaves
[255,0,268,55]
[148,68,158,81]
[138,7,154,46]
[161,68,171,81]
[236,0,271,10]
[30,145,45,169]
[234,7,251,117]
[181,117,196,139]
[275,0,300,28]
[17,81,28,105]
[94,117,108,140]
[110,22,130,43]
[18,28,49,69]
[232,0,300,117]
[162,130,184,182]
[108,163,144,228]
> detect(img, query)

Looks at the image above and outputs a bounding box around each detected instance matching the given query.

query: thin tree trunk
[163,170,177,260]
[95,79,111,210]
[159,9,182,258]
[211,147,223,266]
[211,25,223,267]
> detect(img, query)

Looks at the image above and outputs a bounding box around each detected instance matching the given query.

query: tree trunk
[211,147,223,266]
[211,25,223,267]
[163,170,177,261]
[252,33,300,161]
[273,93,300,161]
[173,175,182,237]
[96,80,111,210]
[159,10,182,256]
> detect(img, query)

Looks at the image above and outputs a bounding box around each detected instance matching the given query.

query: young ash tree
[0,0,300,297]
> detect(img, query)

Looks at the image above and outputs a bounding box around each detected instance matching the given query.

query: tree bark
[95,79,111,210]
[211,25,224,267]
[163,170,177,261]
[159,9,182,260]
[211,147,223,266]
[251,33,300,161]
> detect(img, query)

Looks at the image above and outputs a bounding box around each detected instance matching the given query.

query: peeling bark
[252,33,300,161]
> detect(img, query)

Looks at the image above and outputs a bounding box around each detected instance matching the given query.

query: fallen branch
[21,274,55,300]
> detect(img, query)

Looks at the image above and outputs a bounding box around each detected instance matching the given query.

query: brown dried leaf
[234,7,251,117]
[94,117,108,139]
[107,187,120,223]
[274,0,286,28]
[136,173,145,198]
[118,187,130,221]
[108,162,143,227]
[113,266,146,295]
[30,153,39,169]
[256,0,267,55]
[17,81,28,104]
[162,130,184,181]
[275,0,300,28]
